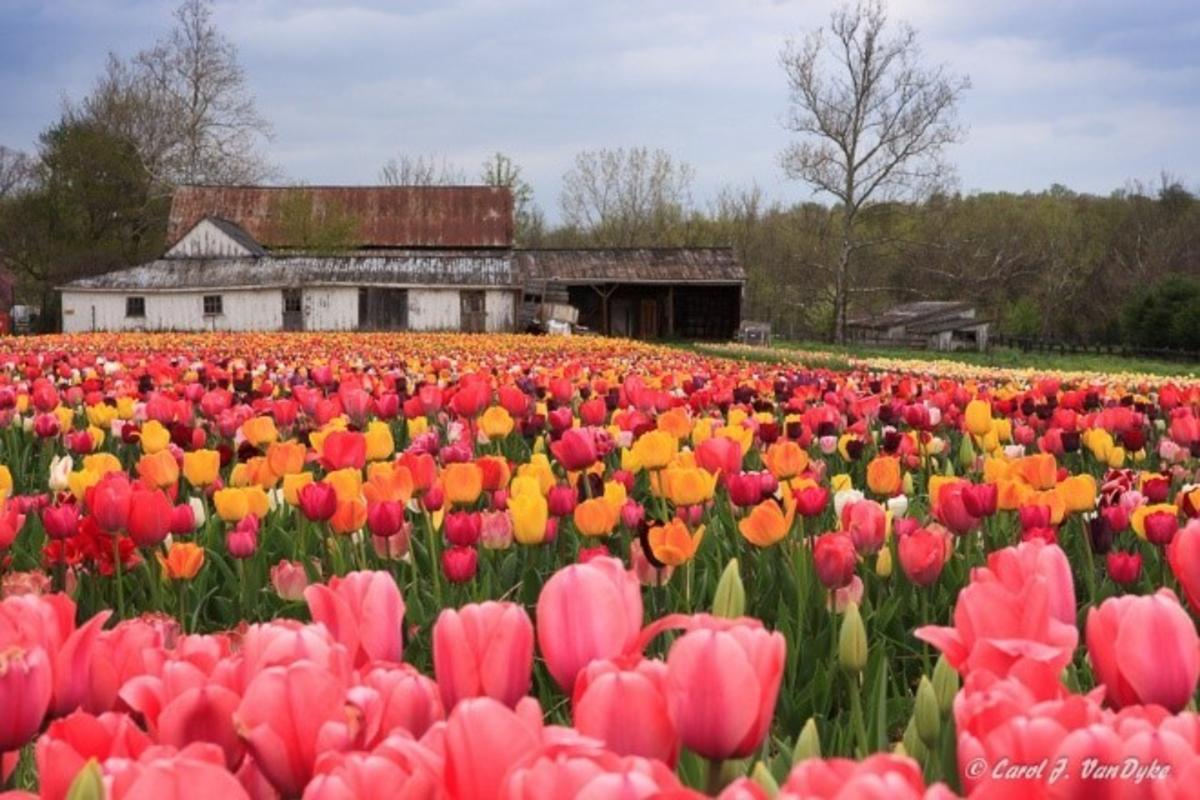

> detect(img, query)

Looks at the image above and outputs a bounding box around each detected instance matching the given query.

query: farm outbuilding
[58,185,745,338]
[847,301,991,352]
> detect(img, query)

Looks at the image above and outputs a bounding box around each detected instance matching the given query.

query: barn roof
[516,248,744,285]
[60,252,516,291]
[204,217,268,256]
[166,185,514,249]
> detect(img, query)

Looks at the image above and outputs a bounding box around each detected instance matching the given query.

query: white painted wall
[62,289,284,333]
[62,287,519,332]
[165,220,257,258]
[304,287,358,330]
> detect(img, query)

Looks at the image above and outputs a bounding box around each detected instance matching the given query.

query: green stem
[425,510,443,606]
[112,536,126,620]
[706,758,726,795]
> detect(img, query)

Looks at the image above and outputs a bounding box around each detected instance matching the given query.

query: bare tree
[75,0,274,187]
[378,154,466,186]
[780,0,969,341]
[0,146,34,199]
[559,146,694,246]
[480,152,542,244]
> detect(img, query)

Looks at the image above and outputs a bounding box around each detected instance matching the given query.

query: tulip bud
[874,547,892,578]
[915,675,941,748]
[751,762,780,798]
[712,558,746,619]
[958,434,976,472]
[792,717,821,762]
[838,601,868,674]
[932,655,959,715]
[901,472,914,496]
[901,717,926,761]
[66,759,105,800]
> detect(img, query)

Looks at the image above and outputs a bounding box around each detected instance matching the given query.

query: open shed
[517,248,744,340]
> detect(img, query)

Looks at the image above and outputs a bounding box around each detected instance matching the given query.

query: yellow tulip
[364,421,395,462]
[183,449,221,487]
[140,420,170,454]
[213,487,251,522]
[479,406,515,440]
[509,492,548,545]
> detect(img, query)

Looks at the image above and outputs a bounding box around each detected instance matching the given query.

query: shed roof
[60,252,516,292]
[204,217,267,257]
[848,300,981,332]
[516,248,744,285]
[166,185,514,250]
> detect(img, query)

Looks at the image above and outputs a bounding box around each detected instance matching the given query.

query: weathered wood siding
[304,288,359,330]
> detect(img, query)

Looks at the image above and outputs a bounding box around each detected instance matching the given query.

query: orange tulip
[865,455,902,496]
[330,498,368,535]
[241,416,279,448]
[738,496,796,547]
[363,463,415,505]
[267,441,307,477]
[136,449,179,489]
[574,497,619,537]
[763,441,808,480]
[158,542,205,580]
[648,519,704,566]
[1012,453,1058,490]
[442,462,483,506]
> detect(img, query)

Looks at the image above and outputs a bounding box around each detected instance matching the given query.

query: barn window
[203,295,223,316]
[125,297,146,318]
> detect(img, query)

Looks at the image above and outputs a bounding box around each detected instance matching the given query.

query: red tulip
[444,511,482,547]
[696,437,742,477]
[573,658,679,766]
[321,431,367,471]
[398,451,437,494]
[1144,509,1179,546]
[367,500,406,539]
[226,515,259,559]
[0,645,52,752]
[304,570,405,667]
[812,532,857,590]
[499,385,532,418]
[536,557,643,693]
[665,618,785,760]
[442,546,479,583]
[0,506,26,550]
[547,485,578,518]
[42,503,81,541]
[793,485,829,517]
[236,662,357,797]
[898,527,949,587]
[169,502,197,535]
[433,601,533,710]
[841,500,887,555]
[299,481,339,522]
[1018,504,1052,530]
[1107,550,1142,585]
[90,473,133,533]
[549,428,599,472]
[725,472,764,507]
[1086,589,1200,711]
[932,479,980,535]
[126,487,172,547]
[961,483,998,518]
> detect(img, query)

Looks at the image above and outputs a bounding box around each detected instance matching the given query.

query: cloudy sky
[2,0,1198,219]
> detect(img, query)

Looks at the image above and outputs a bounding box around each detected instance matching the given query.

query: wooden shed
[517,248,745,340]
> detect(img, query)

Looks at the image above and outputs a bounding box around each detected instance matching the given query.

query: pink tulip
[974,540,1076,627]
[352,664,444,745]
[664,618,785,760]
[270,560,313,602]
[107,744,251,800]
[1086,589,1200,712]
[1169,520,1200,613]
[304,570,405,667]
[433,601,533,710]
[778,754,943,800]
[549,427,599,471]
[302,741,443,800]
[536,557,644,693]
[0,645,52,752]
[235,661,357,797]
[812,532,857,590]
[572,658,679,766]
[897,527,949,587]
[35,711,153,800]
[84,618,168,713]
[0,593,110,716]
[696,436,743,476]
[932,479,980,535]
[841,500,887,555]
[442,697,543,800]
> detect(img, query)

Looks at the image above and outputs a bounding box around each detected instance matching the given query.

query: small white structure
[60,186,518,333]
[846,301,991,352]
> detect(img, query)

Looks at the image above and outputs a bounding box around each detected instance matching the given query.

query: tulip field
[4,331,1200,799]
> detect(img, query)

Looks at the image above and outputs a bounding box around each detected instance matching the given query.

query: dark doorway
[461,290,486,333]
[283,289,304,331]
[358,287,409,331]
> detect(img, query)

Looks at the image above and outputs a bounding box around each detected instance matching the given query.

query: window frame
[125,296,146,318]
[202,295,223,316]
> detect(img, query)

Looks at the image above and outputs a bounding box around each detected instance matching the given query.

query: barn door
[639,298,659,339]
[358,288,409,331]
[282,289,304,331]
[461,290,486,333]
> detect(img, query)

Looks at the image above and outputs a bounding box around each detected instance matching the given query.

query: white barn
[60,185,518,333]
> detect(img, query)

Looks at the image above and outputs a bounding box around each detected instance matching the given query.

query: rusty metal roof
[60,252,516,291]
[848,301,980,332]
[166,185,514,249]
[516,248,744,285]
